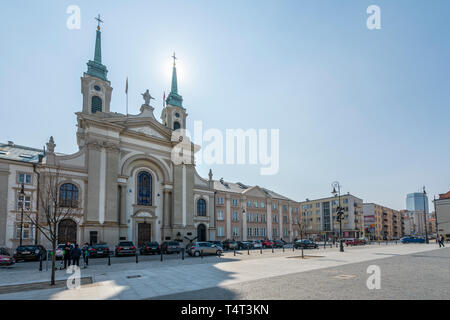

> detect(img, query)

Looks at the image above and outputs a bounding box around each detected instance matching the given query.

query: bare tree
[24,167,77,285]
[296,217,307,241]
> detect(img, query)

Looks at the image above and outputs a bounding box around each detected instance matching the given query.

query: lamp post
[19,182,25,247]
[423,187,429,244]
[332,181,344,252]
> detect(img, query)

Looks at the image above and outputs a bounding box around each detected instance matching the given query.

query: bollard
[260,246,263,254]
[301,248,304,259]
[272,244,274,253]
[136,252,138,263]
[160,250,163,262]
[293,244,295,252]
[39,254,43,272]
[248,247,250,255]
[234,247,236,256]
[108,254,111,266]
[283,245,285,253]
[182,248,185,260]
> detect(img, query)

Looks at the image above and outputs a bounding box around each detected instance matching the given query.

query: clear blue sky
[1,0,449,210]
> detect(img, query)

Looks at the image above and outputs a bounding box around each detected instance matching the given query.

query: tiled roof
[213,179,292,201]
[0,142,45,163]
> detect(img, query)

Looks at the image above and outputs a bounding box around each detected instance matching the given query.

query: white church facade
[0,24,216,249]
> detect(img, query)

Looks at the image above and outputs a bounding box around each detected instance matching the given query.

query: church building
[0,23,216,249]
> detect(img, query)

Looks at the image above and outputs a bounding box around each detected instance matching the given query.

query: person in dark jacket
[82,243,89,268]
[71,244,82,266]
[63,242,72,269]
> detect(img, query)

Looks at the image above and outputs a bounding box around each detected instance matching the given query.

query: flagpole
[126,77,129,117]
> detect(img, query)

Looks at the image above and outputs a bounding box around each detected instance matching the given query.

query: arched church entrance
[58,219,77,244]
[197,224,207,242]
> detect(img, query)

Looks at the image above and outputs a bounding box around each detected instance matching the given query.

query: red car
[261,240,274,248]
[0,248,15,266]
[345,238,365,246]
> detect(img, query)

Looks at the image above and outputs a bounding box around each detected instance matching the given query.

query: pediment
[129,126,165,139]
[243,186,270,198]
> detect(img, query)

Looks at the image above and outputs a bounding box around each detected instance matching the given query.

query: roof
[439,191,450,200]
[213,179,292,201]
[0,142,45,164]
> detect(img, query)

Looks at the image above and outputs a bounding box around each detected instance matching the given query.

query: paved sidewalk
[0,244,441,300]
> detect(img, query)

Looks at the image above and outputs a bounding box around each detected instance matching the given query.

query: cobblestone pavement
[153,247,450,300]
[0,243,442,299]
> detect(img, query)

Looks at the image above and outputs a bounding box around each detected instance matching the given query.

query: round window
[94,85,101,91]
[175,112,180,118]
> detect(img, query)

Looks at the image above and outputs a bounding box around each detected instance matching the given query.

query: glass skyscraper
[406,192,429,213]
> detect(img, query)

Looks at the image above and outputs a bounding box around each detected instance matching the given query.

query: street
[0,243,446,300]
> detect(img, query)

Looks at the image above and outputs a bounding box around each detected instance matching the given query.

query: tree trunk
[51,236,56,285]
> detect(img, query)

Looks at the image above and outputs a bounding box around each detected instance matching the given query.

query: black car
[115,241,136,256]
[140,241,160,255]
[14,245,47,261]
[160,241,182,254]
[88,243,110,258]
[294,239,318,249]
[237,241,253,250]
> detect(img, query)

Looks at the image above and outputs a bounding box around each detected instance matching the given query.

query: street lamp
[19,182,25,247]
[332,181,344,252]
[423,187,429,244]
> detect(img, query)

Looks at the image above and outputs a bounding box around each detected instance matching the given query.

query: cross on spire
[95,14,104,30]
[172,52,177,66]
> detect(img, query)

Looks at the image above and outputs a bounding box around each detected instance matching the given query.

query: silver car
[188,242,223,257]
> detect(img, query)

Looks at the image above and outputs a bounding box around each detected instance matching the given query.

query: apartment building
[297,194,364,240]
[363,203,403,240]
[214,179,300,242]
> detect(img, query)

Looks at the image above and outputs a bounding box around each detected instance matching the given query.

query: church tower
[161,53,187,130]
[81,16,113,114]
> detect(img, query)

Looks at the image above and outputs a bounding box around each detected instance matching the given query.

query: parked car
[88,243,110,258]
[251,240,262,249]
[14,245,47,261]
[273,240,285,248]
[0,248,15,266]
[345,238,366,246]
[401,236,425,244]
[54,244,67,260]
[237,241,253,250]
[294,239,318,249]
[161,241,182,254]
[261,240,274,248]
[115,241,136,256]
[208,241,223,248]
[188,242,223,257]
[222,240,238,251]
[140,241,161,255]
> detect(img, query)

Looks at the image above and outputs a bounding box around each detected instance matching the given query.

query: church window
[59,183,79,208]
[173,121,181,130]
[197,198,206,216]
[137,172,152,206]
[91,96,102,113]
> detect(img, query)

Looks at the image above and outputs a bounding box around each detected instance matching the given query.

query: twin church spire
[85,16,183,109]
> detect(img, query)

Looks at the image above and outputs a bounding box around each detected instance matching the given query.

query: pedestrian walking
[72,244,82,266]
[439,235,445,248]
[63,242,72,269]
